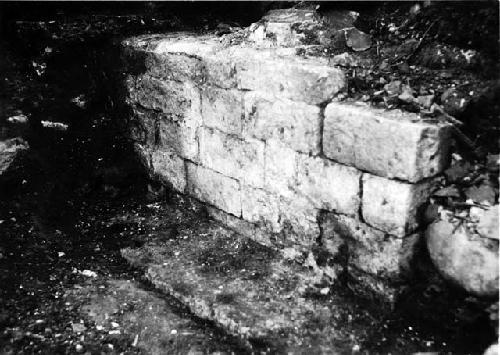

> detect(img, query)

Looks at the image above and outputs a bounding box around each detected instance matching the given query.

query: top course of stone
[121,9,453,183]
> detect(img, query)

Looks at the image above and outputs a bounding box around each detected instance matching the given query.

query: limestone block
[296,154,360,215]
[241,185,281,232]
[158,116,200,162]
[128,106,158,146]
[323,102,452,182]
[150,149,187,192]
[186,163,241,217]
[237,57,346,105]
[264,140,299,198]
[320,213,421,278]
[198,127,265,188]
[123,46,205,83]
[128,76,194,115]
[278,194,320,248]
[362,174,439,236]
[206,206,274,248]
[142,80,201,161]
[201,86,243,135]
[243,92,321,154]
[203,55,239,89]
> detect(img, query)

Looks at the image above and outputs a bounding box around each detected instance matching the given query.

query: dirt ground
[0,2,498,354]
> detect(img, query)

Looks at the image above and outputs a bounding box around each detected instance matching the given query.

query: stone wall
[122,33,452,302]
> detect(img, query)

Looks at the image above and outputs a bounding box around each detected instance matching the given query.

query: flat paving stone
[121,219,382,353]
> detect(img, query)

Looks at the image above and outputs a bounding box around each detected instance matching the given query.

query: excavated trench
[1,3,498,354]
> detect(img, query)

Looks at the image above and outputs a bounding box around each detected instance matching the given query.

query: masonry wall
[122,33,453,301]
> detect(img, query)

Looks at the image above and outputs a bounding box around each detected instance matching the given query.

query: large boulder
[426,213,499,298]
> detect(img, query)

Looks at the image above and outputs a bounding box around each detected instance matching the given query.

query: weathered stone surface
[278,194,320,249]
[121,223,370,353]
[426,218,499,297]
[264,140,298,198]
[470,205,499,240]
[247,9,321,48]
[0,138,29,176]
[67,279,237,354]
[201,86,243,135]
[237,56,346,105]
[323,103,452,182]
[150,149,186,192]
[128,106,158,146]
[243,92,321,154]
[296,154,360,215]
[206,206,274,248]
[198,127,265,188]
[127,76,201,160]
[127,76,196,116]
[362,174,438,236]
[241,185,281,232]
[123,45,205,83]
[321,213,420,279]
[186,163,241,217]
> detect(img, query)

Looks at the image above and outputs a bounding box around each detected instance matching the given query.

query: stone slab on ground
[66,279,244,354]
[120,220,378,353]
[323,102,452,182]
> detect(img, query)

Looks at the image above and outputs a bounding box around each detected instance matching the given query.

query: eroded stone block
[323,103,452,182]
[278,194,320,249]
[296,154,360,215]
[320,213,421,279]
[241,185,281,232]
[243,92,321,154]
[237,57,346,105]
[129,106,158,147]
[123,46,205,83]
[201,87,243,135]
[264,140,299,198]
[151,149,187,192]
[198,127,265,188]
[186,163,241,217]
[362,174,439,236]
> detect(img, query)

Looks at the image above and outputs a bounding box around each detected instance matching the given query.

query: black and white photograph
[0,1,499,353]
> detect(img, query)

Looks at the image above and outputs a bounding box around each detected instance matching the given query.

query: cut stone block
[201,86,243,135]
[278,194,320,249]
[238,57,345,105]
[320,213,421,280]
[198,127,265,188]
[203,54,239,89]
[264,140,298,198]
[243,92,321,154]
[296,154,360,215]
[186,163,241,217]
[127,76,201,118]
[150,149,187,192]
[128,106,158,147]
[206,206,274,248]
[323,102,452,182]
[122,45,205,83]
[362,174,439,236]
[241,185,281,233]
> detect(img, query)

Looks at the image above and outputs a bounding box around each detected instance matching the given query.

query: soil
[0,2,498,354]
